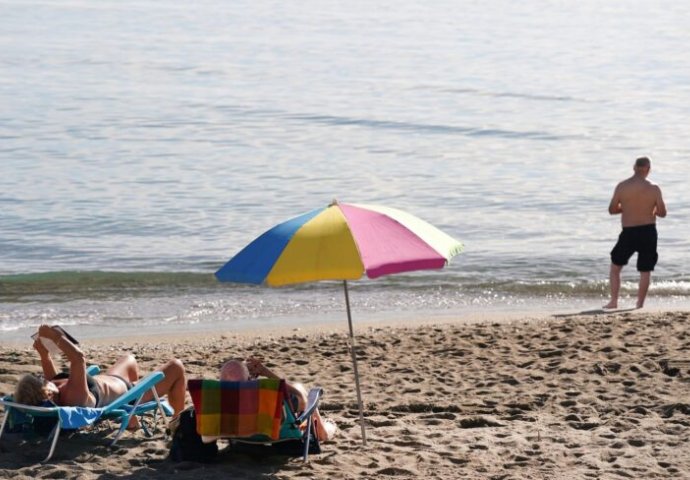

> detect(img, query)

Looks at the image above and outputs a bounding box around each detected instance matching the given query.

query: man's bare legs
[604,263,622,309]
[637,271,651,309]
[605,264,651,309]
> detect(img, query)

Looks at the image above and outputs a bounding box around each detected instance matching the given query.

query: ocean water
[2,1,690,340]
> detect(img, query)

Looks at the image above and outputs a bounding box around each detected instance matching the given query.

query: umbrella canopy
[215,201,463,445]
[216,202,463,285]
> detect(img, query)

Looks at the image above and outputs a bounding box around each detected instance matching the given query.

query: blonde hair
[291,382,308,412]
[14,374,50,405]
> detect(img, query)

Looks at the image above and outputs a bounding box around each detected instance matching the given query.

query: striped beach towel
[188,378,286,440]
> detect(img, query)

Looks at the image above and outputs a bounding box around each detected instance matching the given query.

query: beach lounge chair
[187,378,323,462]
[0,368,173,462]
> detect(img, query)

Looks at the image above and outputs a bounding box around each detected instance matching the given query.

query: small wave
[2,272,689,337]
[448,87,588,104]
[208,103,570,141]
[3,271,689,304]
[0,271,218,300]
[286,113,565,141]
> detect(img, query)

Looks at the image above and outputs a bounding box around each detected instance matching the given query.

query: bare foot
[323,419,338,440]
[127,415,141,431]
[313,417,338,442]
[636,301,644,309]
[603,301,617,309]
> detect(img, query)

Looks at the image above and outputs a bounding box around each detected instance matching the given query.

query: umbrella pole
[343,280,367,445]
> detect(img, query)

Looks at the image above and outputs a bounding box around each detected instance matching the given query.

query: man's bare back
[608,175,666,227]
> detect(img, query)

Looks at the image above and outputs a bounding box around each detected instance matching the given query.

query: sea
[2,1,690,342]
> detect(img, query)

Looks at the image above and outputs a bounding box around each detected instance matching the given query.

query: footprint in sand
[376,467,418,476]
[459,416,504,428]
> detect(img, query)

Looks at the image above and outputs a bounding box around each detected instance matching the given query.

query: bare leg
[312,408,337,442]
[106,354,140,384]
[604,264,623,309]
[141,359,186,416]
[105,354,142,429]
[636,271,651,308]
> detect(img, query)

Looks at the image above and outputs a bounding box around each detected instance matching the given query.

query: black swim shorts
[610,224,658,272]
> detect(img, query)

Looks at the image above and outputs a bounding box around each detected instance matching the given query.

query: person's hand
[33,336,50,356]
[38,324,59,340]
[246,357,265,378]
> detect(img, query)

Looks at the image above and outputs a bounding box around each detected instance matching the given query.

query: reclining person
[220,357,336,442]
[14,324,187,419]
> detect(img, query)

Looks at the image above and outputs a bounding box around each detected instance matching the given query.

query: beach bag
[168,407,218,462]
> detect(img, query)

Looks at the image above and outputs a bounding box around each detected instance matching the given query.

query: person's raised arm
[246,357,279,379]
[37,325,86,366]
[37,325,89,404]
[246,357,308,411]
[33,335,58,380]
[654,186,667,218]
[608,185,622,215]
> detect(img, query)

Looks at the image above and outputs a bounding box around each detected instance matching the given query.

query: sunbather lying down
[14,324,187,419]
[220,357,337,442]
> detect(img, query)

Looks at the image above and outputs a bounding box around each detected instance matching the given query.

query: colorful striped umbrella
[215,201,463,444]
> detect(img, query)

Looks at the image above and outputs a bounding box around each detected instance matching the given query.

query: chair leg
[1,407,61,462]
[302,416,312,462]
[0,407,9,442]
[111,394,144,446]
[110,415,131,446]
[111,387,170,445]
[141,387,168,440]
[43,419,62,463]
[152,389,168,422]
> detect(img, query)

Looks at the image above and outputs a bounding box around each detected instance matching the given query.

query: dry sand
[1,310,689,479]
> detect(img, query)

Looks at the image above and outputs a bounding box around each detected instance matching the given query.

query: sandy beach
[1,310,689,479]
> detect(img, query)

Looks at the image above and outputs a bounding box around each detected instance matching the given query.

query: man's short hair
[635,156,651,168]
[220,360,250,381]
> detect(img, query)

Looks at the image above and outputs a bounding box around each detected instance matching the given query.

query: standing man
[604,157,667,309]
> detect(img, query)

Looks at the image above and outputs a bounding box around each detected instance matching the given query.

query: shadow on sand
[553,307,637,318]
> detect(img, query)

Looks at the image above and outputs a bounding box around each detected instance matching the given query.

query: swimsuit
[610,223,658,272]
[52,372,132,407]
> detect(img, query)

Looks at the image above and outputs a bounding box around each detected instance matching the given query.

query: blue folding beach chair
[0,367,173,462]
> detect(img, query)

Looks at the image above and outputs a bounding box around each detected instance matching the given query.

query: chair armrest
[0,398,58,414]
[295,387,323,424]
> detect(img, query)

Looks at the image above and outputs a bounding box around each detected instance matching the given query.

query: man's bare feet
[636,301,644,309]
[603,301,618,309]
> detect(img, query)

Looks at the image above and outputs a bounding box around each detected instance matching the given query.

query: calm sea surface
[2,1,690,339]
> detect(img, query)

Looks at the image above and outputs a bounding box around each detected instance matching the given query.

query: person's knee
[166,358,185,378]
[121,353,136,364]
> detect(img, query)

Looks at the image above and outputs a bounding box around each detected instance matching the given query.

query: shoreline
[2,302,683,348]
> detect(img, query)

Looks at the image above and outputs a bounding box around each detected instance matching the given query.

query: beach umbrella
[215,201,463,444]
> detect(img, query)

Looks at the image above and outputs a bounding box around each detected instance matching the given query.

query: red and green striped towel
[188,378,286,440]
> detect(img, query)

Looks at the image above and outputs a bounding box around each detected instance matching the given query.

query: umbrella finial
[329,198,339,207]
